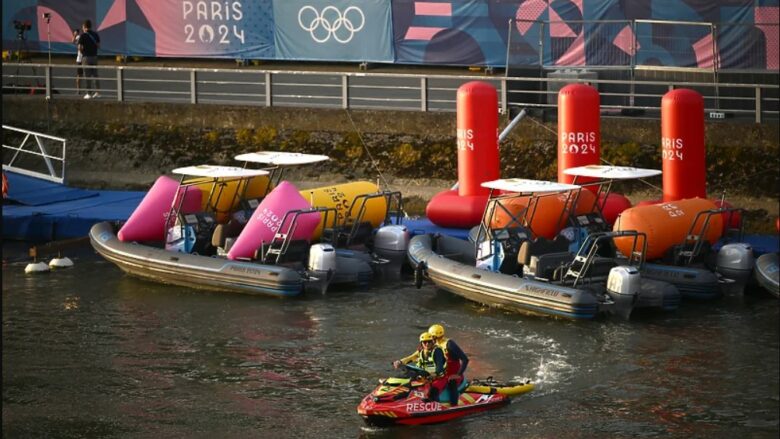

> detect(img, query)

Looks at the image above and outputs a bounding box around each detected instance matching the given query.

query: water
[3,251,779,438]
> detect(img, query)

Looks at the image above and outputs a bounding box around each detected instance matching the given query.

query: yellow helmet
[419,332,434,342]
[428,324,445,338]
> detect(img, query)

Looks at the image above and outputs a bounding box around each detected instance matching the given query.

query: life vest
[416,346,443,376]
[436,337,461,376]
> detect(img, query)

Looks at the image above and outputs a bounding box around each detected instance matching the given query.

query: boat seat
[211,220,243,249]
[178,211,218,255]
[528,252,573,281]
[517,235,571,267]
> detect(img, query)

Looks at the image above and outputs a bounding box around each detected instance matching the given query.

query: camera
[13,20,32,32]
[42,12,51,19]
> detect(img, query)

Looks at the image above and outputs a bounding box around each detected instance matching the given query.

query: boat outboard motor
[307,243,336,294]
[606,265,640,319]
[715,243,754,294]
[372,225,410,279]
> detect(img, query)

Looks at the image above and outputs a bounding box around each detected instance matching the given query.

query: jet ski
[357,364,534,426]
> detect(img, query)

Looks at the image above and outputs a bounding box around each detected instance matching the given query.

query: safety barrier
[2,62,778,123]
[2,125,67,184]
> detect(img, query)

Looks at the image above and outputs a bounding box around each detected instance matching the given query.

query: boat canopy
[481,178,580,193]
[171,165,270,178]
[235,151,330,166]
[564,165,661,180]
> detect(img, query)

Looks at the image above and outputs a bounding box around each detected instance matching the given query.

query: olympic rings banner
[2,0,778,70]
[273,0,394,62]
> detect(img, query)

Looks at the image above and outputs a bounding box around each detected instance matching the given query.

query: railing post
[45,65,51,99]
[116,67,124,102]
[420,77,427,111]
[755,86,762,124]
[500,78,507,114]
[342,75,348,109]
[265,72,272,107]
[190,70,197,104]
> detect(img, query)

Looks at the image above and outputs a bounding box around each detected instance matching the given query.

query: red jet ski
[357,364,534,426]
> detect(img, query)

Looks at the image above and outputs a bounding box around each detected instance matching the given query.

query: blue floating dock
[3,171,145,242]
[3,170,778,255]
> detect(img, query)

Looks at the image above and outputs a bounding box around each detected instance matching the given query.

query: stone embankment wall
[3,96,778,204]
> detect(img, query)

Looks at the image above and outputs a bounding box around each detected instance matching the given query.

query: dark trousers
[83,56,100,93]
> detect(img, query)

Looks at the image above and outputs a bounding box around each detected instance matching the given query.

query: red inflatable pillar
[457,81,499,196]
[661,89,706,202]
[558,84,600,186]
[426,82,499,228]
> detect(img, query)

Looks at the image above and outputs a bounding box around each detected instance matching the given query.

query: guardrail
[2,124,67,184]
[2,63,778,123]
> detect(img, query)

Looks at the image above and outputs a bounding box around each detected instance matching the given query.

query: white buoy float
[49,256,74,269]
[24,261,50,274]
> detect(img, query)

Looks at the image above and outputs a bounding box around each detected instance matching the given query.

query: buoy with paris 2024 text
[426,81,499,228]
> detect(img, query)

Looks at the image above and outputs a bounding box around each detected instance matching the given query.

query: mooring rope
[344,110,392,191]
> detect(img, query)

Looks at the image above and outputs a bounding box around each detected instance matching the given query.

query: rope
[344,110,392,191]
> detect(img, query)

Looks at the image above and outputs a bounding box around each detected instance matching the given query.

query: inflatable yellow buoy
[465,381,535,397]
[303,181,388,239]
[186,174,272,223]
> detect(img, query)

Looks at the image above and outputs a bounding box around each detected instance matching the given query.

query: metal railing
[2,124,67,184]
[2,62,778,123]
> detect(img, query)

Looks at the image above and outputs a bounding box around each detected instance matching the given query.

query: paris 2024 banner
[3,0,778,69]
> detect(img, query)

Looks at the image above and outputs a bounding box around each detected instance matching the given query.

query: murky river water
[3,249,778,438]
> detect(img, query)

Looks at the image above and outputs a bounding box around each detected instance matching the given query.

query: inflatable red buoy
[661,89,706,202]
[558,84,600,189]
[427,81,499,228]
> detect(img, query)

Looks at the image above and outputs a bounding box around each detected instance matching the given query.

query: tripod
[11,26,40,93]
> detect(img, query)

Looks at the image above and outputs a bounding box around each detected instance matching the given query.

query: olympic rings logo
[298,6,365,44]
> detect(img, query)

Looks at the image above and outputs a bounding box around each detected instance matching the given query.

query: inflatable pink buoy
[119,176,202,242]
[227,181,321,260]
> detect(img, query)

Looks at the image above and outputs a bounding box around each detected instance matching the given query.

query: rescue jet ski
[357,364,533,426]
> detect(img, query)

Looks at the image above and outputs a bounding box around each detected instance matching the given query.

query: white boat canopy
[564,165,662,180]
[172,165,270,178]
[481,178,581,193]
[234,151,330,166]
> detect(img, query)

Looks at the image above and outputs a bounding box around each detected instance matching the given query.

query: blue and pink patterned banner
[2,0,778,69]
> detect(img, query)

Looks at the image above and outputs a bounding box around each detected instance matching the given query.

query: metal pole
[755,86,762,124]
[265,72,272,107]
[499,109,526,142]
[116,67,123,102]
[190,70,197,104]
[342,75,348,109]
[420,77,427,111]
[45,65,51,99]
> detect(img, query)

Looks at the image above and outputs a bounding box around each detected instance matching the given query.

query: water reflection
[3,259,778,437]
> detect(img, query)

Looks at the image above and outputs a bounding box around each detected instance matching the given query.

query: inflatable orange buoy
[613,198,723,260]
[119,176,203,242]
[558,84,600,188]
[490,194,566,239]
[457,81,499,197]
[661,89,705,202]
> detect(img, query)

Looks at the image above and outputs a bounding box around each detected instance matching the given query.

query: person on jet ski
[393,332,445,374]
[429,324,469,405]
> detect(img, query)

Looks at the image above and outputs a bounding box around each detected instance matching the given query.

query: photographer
[78,19,100,99]
[72,28,83,95]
